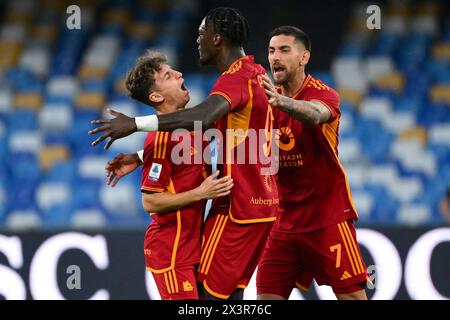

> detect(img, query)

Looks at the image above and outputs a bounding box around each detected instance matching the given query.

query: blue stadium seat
[81,80,108,93]
[9,153,41,185]
[365,185,399,225]
[69,110,102,157]
[312,71,335,88]
[9,181,38,211]
[418,101,449,126]
[426,59,450,83]
[70,179,101,210]
[337,44,364,58]
[5,67,40,90]
[356,118,392,163]
[8,110,38,132]
[370,32,399,56]
[46,160,77,183]
[41,203,72,228]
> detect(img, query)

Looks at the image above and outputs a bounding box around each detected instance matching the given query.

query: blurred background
[0,0,449,300]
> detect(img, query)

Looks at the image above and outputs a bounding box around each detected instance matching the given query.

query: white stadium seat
[332,57,368,92]
[365,56,395,82]
[5,210,42,230]
[397,204,432,226]
[39,104,73,133]
[46,76,79,98]
[71,209,107,229]
[429,124,450,147]
[360,97,393,121]
[9,131,42,154]
[36,182,70,212]
[338,138,363,164]
[78,155,110,179]
[99,182,140,215]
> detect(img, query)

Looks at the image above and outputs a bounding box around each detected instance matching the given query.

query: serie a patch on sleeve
[148,163,162,181]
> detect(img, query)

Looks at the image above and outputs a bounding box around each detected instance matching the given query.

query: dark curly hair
[204,7,249,48]
[125,50,167,105]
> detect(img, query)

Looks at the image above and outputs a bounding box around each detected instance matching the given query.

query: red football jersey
[272,74,358,233]
[141,131,206,272]
[209,55,279,224]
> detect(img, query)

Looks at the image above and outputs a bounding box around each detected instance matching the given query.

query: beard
[273,72,291,86]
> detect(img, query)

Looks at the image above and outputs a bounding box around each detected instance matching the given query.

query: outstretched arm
[157,94,229,131]
[88,95,230,149]
[262,75,331,125]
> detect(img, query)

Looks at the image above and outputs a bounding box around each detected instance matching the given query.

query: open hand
[88,108,137,149]
[261,74,285,108]
[105,153,142,187]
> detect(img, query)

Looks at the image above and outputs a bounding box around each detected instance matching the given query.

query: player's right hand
[105,153,142,187]
[261,74,285,108]
[196,171,234,200]
[89,108,137,149]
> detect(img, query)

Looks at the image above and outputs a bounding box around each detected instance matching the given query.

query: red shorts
[150,265,199,300]
[197,212,273,299]
[257,219,368,298]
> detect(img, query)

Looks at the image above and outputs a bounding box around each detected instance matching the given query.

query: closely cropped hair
[125,51,168,105]
[205,7,249,48]
[269,26,311,51]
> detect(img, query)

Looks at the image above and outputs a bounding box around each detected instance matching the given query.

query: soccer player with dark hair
[89,8,279,300]
[256,26,369,300]
[109,50,233,300]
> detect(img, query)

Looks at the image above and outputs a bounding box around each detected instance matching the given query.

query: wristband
[135,115,158,132]
[136,149,144,163]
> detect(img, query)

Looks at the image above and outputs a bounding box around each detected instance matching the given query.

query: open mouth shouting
[272,64,287,77]
[181,81,188,92]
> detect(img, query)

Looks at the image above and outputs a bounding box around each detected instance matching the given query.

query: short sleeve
[141,132,173,193]
[210,73,249,111]
[310,88,340,123]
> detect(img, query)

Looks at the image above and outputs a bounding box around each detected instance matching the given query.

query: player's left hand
[261,75,285,108]
[88,108,137,149]
[105,153,142,187]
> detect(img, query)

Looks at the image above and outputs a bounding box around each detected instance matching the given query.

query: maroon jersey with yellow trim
[209,55,279,224]
[141,131,206,272]
[272,74,358,233]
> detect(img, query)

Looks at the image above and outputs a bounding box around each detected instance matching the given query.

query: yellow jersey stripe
[153,132,160,158]
[199,214,222,266]
[162,132,169,159]
[204,215,229,274]
[167,269,175,294]
[340,222,362,275]
[337,222,358,276]
[342,222,363,275]
[163,272,171,294]
[344,221,365,273]
[171,269,179,293]
[200,215,226,273]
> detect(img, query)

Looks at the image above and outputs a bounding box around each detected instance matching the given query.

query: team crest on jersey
[275,127,296,151]
[148,163,162,181]
[183,281,194,292]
